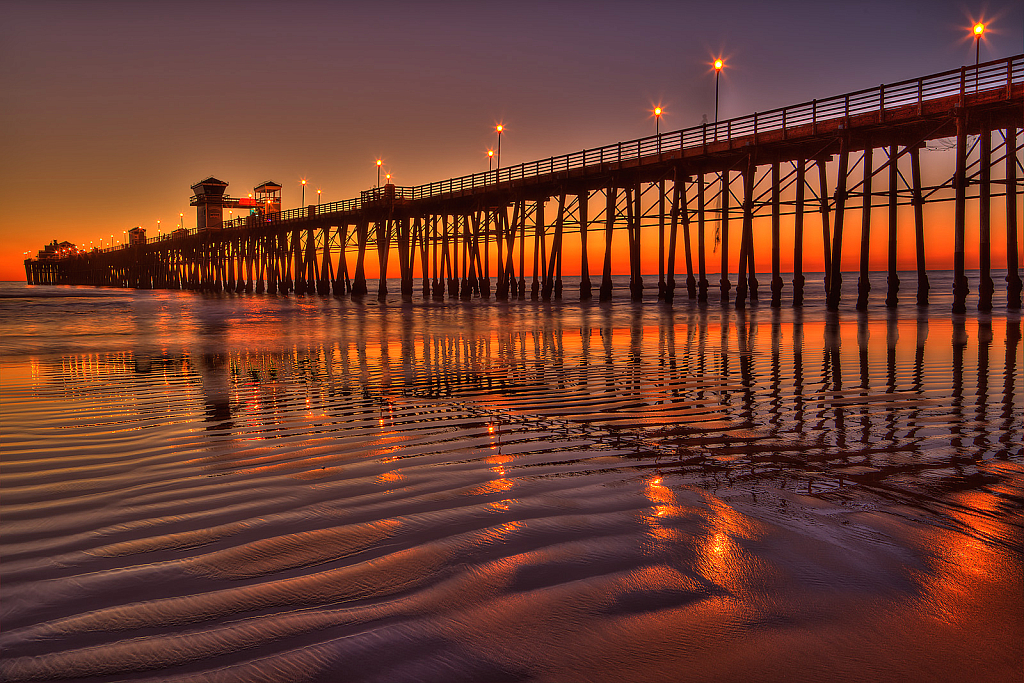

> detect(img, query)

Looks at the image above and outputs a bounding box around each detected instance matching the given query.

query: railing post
[879,84,884,121]
[812,99,817,134]
[1008,58,1014,99]
[959,66,966,104]
[917,78,923,115]
[782,109,787,140]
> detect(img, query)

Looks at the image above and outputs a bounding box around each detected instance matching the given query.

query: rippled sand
[1,278,1021,682]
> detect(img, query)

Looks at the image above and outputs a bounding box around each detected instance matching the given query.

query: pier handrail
[85,54,1023,248]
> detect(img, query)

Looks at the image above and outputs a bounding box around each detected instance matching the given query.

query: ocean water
[1,272,1021,682]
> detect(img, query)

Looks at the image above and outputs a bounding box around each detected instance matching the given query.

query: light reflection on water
[0,278,1021,682]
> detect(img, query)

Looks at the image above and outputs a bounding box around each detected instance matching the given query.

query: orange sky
[2,1,1021,282]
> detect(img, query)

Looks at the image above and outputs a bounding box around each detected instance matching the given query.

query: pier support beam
[736,157,755,308]
[827,141,849,312]
[658,179,666,301]
[697,174,708,303]
[579,191,592,300]
[857,146,872,310]
[719,170,731,305]
[771,161,782,307]
[885,144,900,308]
[1007,126,1022,309]
[978,127,993,312]
[911,146,929,305]
[793,158,806,306]
[953,112,969,314]
[600,186,616,301]
[818,158,832,299]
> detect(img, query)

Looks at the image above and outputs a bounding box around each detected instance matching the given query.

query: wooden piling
[771,161,782,307]
[818,158,832,299]
[793,158,806,306]
[600,186,616,301]
[827,141,849,312]
[579,191,592,300]
[1007,126,1022,309]
[697,173,708,303]
[953,112,969,314]
[857,146,872,310]
[978,127,993,311]
[885,145,900,308]
[719,170,731,304]
[909,146,928,305]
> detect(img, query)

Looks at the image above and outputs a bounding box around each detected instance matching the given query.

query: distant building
[128,227,146,246]
[37,240,76,259]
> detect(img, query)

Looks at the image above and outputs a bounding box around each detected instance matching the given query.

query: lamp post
[301,179,306,207]
[654,106,662,154]
[376,159,382,188]
[488,149,494,171]
[157,220,160,238]
[973,22,985,91]
[495,124,504,170]
[179,213,184,233]
[317,188,321,208]
[713,59,723,124]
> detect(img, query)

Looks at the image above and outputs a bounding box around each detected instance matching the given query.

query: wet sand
[1,276,1021,682]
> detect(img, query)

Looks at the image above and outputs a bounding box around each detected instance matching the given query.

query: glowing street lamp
[488,149,494,171]
[385,172,392,184]
[317,188,321,208]
[376,159,382,188]
[301,179,307,207]
[179,213,184,232]
[495,124,504,170]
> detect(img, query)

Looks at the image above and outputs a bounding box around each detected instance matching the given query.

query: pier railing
[134,55,1021,244]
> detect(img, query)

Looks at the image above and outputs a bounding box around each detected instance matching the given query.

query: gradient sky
[2,0,1021,281]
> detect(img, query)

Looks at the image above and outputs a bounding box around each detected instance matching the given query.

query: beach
[1,275,1021,682]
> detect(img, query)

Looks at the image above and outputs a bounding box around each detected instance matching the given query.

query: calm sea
[1,272,1021,683]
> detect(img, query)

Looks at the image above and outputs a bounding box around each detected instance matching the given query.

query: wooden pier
[26,56,1024,312]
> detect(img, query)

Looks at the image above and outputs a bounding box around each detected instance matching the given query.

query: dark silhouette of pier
[26,56,1024,312]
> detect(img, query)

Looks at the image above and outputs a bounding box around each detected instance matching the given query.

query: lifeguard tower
[190,177,230,230]
[253,181,282,215]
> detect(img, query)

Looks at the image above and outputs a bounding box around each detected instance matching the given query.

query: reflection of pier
[35,303,1022,537]
[26,57,1023,313]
